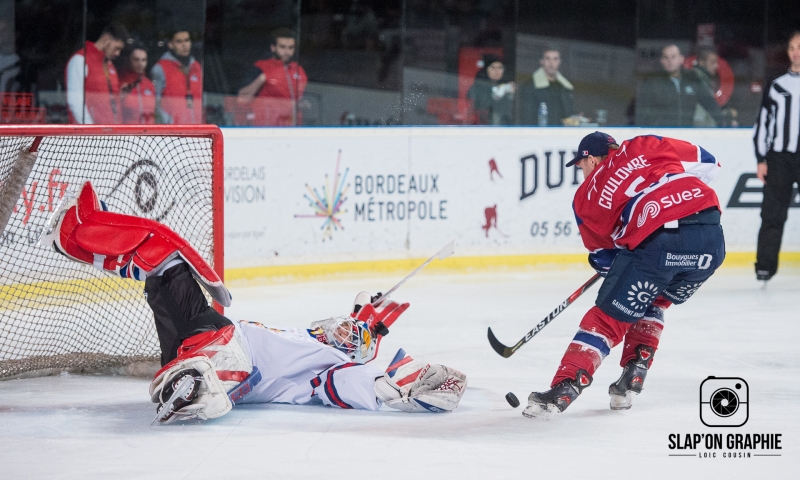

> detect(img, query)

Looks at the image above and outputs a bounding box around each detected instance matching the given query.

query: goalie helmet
[310,316,376,364]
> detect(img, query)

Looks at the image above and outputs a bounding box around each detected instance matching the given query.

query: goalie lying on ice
[40,181,468,424]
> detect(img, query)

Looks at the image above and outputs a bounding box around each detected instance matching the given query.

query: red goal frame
[0,124,225,311]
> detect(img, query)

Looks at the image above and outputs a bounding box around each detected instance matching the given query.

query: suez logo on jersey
[636,188,705,226]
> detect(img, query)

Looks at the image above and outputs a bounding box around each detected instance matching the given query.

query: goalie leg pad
[149,324,253,423]
[375,349,467,413]
[42,181,231,307]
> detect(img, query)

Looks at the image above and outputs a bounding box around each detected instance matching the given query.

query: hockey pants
[145,262,232,366]
[552,222,725,386]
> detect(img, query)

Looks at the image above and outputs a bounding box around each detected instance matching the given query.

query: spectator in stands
[519,47,574,125]
[119,44,156,124]
[467,54,515,125]
[0,18,21,94]
[151,29,202,124]
[636,44,725,126]
[65,22,128,124]
[692,48,738,127]
[237,28,308,126]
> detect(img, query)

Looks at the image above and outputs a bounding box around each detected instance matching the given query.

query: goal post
[0,125,224,379]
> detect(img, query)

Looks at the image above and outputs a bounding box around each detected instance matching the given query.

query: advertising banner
[223,127,799,270]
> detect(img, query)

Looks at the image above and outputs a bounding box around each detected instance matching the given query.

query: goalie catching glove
[375,349,467,412]
[149,324,254,424]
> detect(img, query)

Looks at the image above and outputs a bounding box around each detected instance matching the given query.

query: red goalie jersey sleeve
[573,135,721,252]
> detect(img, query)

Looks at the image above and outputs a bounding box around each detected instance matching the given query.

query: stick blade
[487,327,513,358]
[437,238,456,260]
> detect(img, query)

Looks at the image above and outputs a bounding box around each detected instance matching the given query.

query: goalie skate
[149,324,254,424]
[152,369,202,425]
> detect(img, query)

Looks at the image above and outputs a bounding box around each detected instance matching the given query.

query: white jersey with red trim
[573,135,722,252]
[233,320,383,410]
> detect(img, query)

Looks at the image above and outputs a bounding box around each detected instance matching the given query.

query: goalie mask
[310,316,376,364]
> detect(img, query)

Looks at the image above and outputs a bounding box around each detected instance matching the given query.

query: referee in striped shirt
[753,31,800,282]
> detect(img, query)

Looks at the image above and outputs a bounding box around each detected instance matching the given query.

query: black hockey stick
[487,273,601,358]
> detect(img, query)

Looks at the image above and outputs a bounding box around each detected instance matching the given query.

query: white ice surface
[1,268,798,478]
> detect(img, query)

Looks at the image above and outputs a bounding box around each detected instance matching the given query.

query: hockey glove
[351,291,382,314]
[588,248,620,277]
[374,349,467,413]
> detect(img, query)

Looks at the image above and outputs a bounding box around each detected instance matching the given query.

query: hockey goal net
[0,125,224,379]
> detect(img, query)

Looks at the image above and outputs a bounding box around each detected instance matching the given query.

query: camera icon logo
[700,376,748,427]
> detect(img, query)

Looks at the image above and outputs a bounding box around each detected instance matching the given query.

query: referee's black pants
[756,151,800,278]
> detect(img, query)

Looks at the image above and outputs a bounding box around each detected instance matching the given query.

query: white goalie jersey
[149,298,467,423]
[235,320,384,410]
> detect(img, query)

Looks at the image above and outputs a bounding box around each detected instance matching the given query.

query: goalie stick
[487,273,601,358]
[371,238,456,307]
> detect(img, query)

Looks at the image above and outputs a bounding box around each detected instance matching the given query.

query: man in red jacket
[151,30,202,124]
[65,23,129,124]
[524,132,726,419]
[120,45,156,124]
[237,28,308,126]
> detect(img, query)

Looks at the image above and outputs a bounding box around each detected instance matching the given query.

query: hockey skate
[152,369,202,425]
[608,345,654,410]
[523,369,592,420]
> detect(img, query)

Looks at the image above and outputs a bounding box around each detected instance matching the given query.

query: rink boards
[222,127,800,279]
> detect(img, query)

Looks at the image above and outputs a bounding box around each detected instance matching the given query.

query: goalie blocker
[42,182,467,423]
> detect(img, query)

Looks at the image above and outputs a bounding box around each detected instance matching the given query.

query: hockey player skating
[524,132,725,419]
[41,181,467,424]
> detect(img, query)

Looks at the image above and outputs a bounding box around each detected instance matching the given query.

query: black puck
[505,392,520,408]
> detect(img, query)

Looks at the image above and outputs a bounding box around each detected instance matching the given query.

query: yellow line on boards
[225,254,586,282]
[224,251,800,282]
[0,252,797,299]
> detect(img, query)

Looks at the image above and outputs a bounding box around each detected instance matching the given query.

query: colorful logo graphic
[294,150,349,240]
